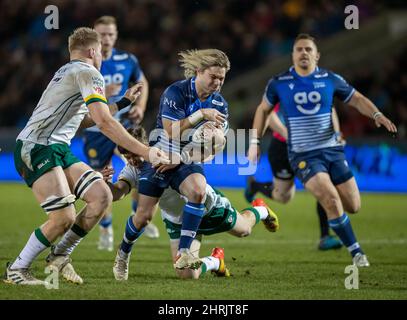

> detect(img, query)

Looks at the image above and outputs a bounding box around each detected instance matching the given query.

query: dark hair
[117,126,148,155]
[294,33,317,47]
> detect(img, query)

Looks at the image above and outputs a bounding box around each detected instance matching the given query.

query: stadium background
[0,0,406,301]
[0,0,406,192]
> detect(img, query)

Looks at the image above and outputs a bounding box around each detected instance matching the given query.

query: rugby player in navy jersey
[247,34,397,267]
[113,49,231,279]
[245,103,343,250]
[83,16,159,250]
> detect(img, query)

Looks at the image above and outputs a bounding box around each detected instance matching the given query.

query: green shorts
[14,140,81,187]
[163,206,238,240]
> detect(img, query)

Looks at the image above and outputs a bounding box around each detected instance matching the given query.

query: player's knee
[187,187,206,203]
[176,269,199,280]
[134,210,153,229]
[99,188,113,210]
[275,192,293,204]
[325,197,342,216]
[238,226,252,237]
[347,200,361,214]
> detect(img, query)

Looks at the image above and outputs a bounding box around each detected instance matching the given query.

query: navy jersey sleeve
[160,86,186,121]
[263,78,280,107]
[129,54,143,82]
[331,72,355,103]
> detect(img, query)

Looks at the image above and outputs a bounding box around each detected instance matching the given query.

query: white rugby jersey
[17,60,107,145]
[118,163,232,224]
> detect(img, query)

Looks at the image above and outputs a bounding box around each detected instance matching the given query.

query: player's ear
[315,51,321,63]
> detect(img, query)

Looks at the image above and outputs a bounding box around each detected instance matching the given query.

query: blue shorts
[138,162,205,198]
[83,131,116,169]
[289,146,353,186]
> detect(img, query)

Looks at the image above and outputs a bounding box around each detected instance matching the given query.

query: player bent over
[98,127,279,280]
[4,27,168,285]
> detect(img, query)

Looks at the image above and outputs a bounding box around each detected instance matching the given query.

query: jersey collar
[290,65,320,78]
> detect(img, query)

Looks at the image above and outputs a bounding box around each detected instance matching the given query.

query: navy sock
[120,215,144,254]
[255,181,274,199]
[132,200,138,212]
[99,215,112,228]
[329,213,363,257]
[179,202,205,251]
[316,202,330,238]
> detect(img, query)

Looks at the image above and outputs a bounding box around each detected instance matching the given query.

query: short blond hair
[94,15,117,27]
[178,49,231,78]
[68,27,100,53]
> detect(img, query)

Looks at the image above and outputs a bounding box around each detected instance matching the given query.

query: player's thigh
[305,172,343,216]
[63,162,111,205]
[335,177,361,213]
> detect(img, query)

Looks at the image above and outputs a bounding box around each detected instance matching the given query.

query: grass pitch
[0,183,406,300]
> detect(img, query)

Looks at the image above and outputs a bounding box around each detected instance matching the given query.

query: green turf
[0,183,406,300]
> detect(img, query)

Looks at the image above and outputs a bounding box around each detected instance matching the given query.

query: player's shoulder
[163,78,189,98]
[211,91,228,107]
[316,67,344,81]
[112,48,139,64]
[267,69,294,86]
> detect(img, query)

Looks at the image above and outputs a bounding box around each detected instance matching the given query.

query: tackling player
[247,33,397,267]
[98,127,279,280]
[3,27,168,285]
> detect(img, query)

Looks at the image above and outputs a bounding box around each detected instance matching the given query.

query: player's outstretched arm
[100,167,131,201]
[88,102,169,165]
[80,83,143,129]
[347,91,397,134]
[247,98,273,164]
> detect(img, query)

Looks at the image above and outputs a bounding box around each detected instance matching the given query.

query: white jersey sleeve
[118,164,139,190]
[76,67,108,106]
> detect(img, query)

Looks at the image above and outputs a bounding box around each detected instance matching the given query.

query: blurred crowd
[0,0,404,138]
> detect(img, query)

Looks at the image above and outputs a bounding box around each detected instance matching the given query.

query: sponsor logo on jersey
[94,86,104,95]
[211,99,224,107]
[113,54,129,61]
[313,82,326,89]
[294,91,322,115]
[298,161,307,169]
[164,97,177,109]
[115,64,126,71]
[37,159,50,170]
[289,83,295,90]
[314,72,328,78]
[88,148,98,158]
[278,75,294,80]
[92,76,104,87]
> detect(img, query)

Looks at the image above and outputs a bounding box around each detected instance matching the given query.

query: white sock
[54,229,83,255]
[254,206,269,220]
[201,256,220,272]
[11,231,49,269]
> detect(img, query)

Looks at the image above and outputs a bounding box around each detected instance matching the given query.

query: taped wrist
[187,110,204,126]
[116,97,132,110]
